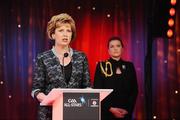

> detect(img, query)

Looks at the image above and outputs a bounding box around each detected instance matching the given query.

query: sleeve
[31,54,46,98]
[126,63,138,114]
[93,62,113,111]
[93,62,103,88]
[81,54,91,88]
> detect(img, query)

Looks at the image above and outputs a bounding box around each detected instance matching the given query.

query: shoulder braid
[100,60,113,77]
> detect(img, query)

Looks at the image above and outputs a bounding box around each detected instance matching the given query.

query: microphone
[62,52,69,82]
[62,52,69,67]
[64,52,69,57]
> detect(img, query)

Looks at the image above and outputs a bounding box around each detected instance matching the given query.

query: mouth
[62,38,68,42]
[113,52,120,54]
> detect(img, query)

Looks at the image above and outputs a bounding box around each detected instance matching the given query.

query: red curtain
[151,2,180,119]
[1,0,179,119]
[1,0,145,119]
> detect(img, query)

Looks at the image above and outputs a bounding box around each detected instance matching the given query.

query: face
[108,40,123,58]
[52,23,72,47]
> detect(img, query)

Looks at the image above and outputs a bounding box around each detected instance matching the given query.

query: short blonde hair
[47,13,76,40]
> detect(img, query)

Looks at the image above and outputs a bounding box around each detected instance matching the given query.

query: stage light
[107,14,111,18]
[168,18,174,27]
[164,60,167,63]
[0,81,3,85]
[92,7,96,10]
[171,0,176,5]
[77,6,81,10]
[177,49,180,52]
[18,24,21,28]
[169,8,176,16]
[167,0,176,38]
[167,29,173,38]
[8,95,12,99]
[175,90,178,94]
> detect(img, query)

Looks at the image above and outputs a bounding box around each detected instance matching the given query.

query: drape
[0,0,179,119]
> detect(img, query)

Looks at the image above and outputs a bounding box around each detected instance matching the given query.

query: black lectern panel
[63,93,99,120]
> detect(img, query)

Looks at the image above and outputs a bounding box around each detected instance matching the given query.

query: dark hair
[107,36,124,48]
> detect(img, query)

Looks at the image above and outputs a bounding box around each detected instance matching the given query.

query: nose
[63,31,68,36]
[114,47,118,50]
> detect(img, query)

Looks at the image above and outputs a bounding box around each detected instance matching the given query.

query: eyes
[57,29,72,33]
[109,44,122,49]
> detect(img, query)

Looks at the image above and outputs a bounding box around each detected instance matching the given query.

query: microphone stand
[62,53,69,82]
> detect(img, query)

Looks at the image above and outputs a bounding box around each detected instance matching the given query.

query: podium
[40,88,113,120]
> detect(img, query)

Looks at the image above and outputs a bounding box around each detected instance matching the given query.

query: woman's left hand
[109,107,128,118]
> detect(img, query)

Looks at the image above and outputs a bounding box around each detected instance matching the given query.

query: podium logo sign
[89,99,99,107]
[63,93,99,120]
[64,97,86,107]
[63,96,99,108]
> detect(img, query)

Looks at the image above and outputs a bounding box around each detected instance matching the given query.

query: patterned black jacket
[31,49,91,120]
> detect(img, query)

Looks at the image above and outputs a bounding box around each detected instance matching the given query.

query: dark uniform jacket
[32,49,91,120]
[93,58,138,120]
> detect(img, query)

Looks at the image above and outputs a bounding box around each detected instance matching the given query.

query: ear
[51,34,55,39]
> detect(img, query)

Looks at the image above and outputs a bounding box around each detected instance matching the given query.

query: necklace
[52,46,72,58]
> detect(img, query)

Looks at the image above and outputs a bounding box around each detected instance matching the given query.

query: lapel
[68,51,77,87]
[50,49,80,87]
[50,51,68,87]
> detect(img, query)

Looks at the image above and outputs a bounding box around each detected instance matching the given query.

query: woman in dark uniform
[93,36,138,120]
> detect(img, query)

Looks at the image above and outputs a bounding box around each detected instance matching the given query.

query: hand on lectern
[85,87,92,89]
[36,92,47,103]
[109,107,128,118]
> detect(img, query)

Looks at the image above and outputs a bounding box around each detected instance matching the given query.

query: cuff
[31,89,41,98]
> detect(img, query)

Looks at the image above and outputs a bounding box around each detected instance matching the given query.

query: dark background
[0,0,179,119]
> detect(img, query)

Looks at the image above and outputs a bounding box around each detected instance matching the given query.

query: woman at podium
[31,13,91,120]
[93,36,138,120]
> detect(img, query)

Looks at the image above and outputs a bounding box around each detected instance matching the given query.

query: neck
[54,45,69,56]
[111,56,120,61]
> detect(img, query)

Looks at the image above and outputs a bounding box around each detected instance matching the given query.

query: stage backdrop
[0,0,179,119]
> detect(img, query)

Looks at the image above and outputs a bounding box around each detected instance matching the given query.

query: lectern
[40,88,113,120]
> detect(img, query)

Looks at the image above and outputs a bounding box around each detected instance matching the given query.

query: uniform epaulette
[100,60,113,77]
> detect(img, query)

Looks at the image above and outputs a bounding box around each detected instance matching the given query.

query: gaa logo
[64,98,82,107]
[68,99,77,103]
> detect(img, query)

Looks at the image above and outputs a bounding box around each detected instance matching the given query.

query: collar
[51,46,73,57]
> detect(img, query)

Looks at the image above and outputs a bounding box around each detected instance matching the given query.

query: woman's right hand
[109,107,128,118]
[36,92,47,102]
